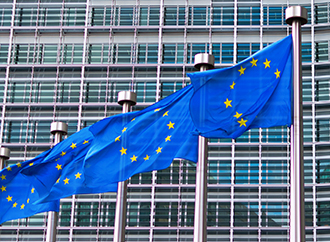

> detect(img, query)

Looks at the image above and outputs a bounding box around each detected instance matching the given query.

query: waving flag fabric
[22,85,198,203]
[0,152,59,224]
[188,35,292,139]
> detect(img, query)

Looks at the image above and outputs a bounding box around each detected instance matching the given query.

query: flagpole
[113,91,136,242]
[46,121,68,242]
[193,53,214,242]
[0,147,10,170]
[285,6,308,242]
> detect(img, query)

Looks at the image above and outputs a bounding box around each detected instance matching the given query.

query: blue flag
[20,126,119,204]
[22,85,198,203]
[187,35,292,139]
[0,152,59,224]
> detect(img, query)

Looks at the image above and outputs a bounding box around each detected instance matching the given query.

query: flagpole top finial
[51,121,68,135]
[194,53,215,71]
[0,147,10,160]
[285,6,308,26]
[118,91,137,106]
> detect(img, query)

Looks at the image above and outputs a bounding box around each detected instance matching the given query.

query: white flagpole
[113,91,136,242]
[285,6,308,242]
[46,121,68,242]
[193,53,214,242]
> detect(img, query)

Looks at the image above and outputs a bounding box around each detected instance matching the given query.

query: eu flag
[0,151,59,224]
[22,85,198,203]
[188,35,292,139]
[20,126,119,204]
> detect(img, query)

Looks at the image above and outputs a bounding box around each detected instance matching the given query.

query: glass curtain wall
[0,0,329,241]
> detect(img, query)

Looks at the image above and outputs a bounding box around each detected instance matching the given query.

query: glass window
[235,160,258,184]
[261,126,289,143]
[115,7,133,26]
[88,44,111,64]
[38,7,62,26]
[60,44,84,64]
[127,202,151,227]
[207,202,231,227]
[156,161,179,184]
[315,78,330,101]
[137,44,158,64]
[222,43,234,63]
[63,7,85,26]
[237,6,260,26]
[261,160,288,184]
[263,6,284,25]
[180,202,194,227]
[315,4,328,24]
[12,44,35,64]
[91,7,112,26]
[31,81,55,103]
[234,201,259,227]
[3,120,27,143]
[0,44,9,64]
[14,8,37,26]
[237,43,260,63]
[154,202,178,226]
[315,41,328,62]
[42,44,58,64]
[140,7,159,26]
[208,159,231,184]
[316,201,330,226]
[0,8,12,26]
[83,81,107,103]
[261,201,288,227]
[163,43,184,64]
[116,44,132,64]
[56,80,80,103]
[6,80,30,103]
[164,7,185,26]
[316,159,330,183]
[302,42,312,63]
[189,7,210,25]
[212,6,234,25]
[187,43,209,64]
[99,202,116,226]
[74,202,99,227]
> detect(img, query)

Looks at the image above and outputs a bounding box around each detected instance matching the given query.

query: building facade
[0,0,329,241]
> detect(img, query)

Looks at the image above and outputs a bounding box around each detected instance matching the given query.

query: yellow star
[1,174,6,180]
[163,111,169,117]
[263,59,271,68]
[122,127,127,133]
[274,69,281,79]
[75,172,81,179]
[115,136,121,142]
[20,204,25,210]
[1,186,6,192]
[55,158,59,161]
[61,151,66,157]
[238,118,248,127]
[156,147,162,154]
[167,121,175,129]
[56,178,60,184]
[83,140,89,144]
[6,166,11,171]
[31,188,35,193]
[238,66,246,75]
[130,155,137,162]
[131,118,136,122]
[120,147,127,155]
[63,178,70,184]
[233,112,242,119]
[224,98,232,108]
[29,163,33,166]
[6,195,12,202]
[70,143,77,149]
[154,108,160,112]
[13,202,17,208]
[56,164,62,170]
[165,136,171,142]
[230,81,236,89]
[143,155,150,161]
[27,198,30,204]
[16,163,21,167]
[250,58,258,67]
